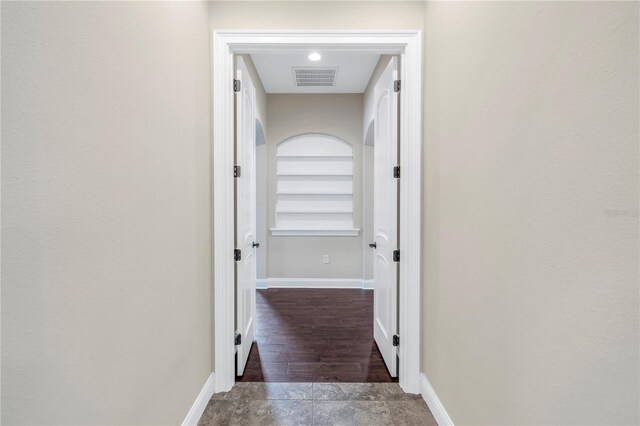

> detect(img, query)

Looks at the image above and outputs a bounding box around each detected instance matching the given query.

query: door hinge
[393,165,400,178]
[234,165,241,178]
[393,250,400,262]
[394,80,401,92]
[234,249,241,261]
[234,79,241,92]
[393,334,400,347]
[235,332,242,345]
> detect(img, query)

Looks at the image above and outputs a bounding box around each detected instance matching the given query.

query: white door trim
[212,30,422,394]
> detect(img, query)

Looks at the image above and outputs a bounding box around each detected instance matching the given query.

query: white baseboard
[256,278,372,289]
[182,373,215,426]
[363,279,374,289]
[420,372,454,426]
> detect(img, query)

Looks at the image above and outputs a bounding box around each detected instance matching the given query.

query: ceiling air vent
[293,67,338,87]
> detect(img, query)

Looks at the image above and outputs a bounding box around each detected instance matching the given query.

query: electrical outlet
[323,255,330,264]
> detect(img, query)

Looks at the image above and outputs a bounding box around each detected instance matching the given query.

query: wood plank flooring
[237,288,397,383]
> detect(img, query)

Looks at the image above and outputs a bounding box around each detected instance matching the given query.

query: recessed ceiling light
[308,52,321,61]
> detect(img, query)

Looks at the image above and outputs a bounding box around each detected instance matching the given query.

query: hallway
[237,289,396,382]
[2,1,638,424]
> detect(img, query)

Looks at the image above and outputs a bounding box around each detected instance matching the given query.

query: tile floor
[198,382,437,425]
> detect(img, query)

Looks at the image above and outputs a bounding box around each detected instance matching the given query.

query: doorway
[213,30,422,395]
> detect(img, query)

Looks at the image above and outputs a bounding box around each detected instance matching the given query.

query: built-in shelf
[276,173,353,177]
[276,191,352,195]
[275,134,356,237]
[277,209,353,214]
[270,228,360,237]
[276,155,353,159]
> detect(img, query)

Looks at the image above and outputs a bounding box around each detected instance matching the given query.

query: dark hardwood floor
[237,288,397,383]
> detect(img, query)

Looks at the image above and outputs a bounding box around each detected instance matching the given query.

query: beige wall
[209,1,424,31]
[256,142,268,279]
[266,94,364,278]
[422,2,639,425]
[1,1,212,424]
[362,144,374,280]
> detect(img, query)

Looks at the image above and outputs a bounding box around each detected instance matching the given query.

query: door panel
[235,56,257,376]
[373,57,399,378]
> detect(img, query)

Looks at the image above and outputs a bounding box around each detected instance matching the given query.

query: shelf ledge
[276,191,353,195]
[270,228,360,237]
[277,155,353,159]
[276,173,353,177]
[277,210,353,214]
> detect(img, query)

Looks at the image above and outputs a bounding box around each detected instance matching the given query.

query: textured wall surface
[1,2,212,424]
[422,2,639,424]
[209,1,424,31]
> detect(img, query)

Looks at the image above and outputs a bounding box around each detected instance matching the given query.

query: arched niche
[272,133,358,236]
[277,133,352,157]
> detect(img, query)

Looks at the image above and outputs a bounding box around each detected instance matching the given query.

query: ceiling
[250,52,381,94]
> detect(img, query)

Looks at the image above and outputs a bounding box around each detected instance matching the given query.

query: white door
[235,56,257,376]
[372,57,399,378]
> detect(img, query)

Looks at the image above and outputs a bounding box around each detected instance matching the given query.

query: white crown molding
[214,30,423,54]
